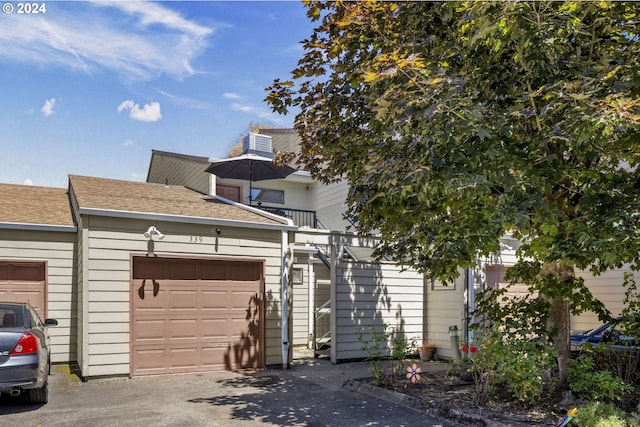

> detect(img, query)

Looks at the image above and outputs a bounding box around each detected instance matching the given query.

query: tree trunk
[548,297,570,388]
[540,261,574,389]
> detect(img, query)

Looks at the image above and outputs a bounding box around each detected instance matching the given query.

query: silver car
[0,303,57,404]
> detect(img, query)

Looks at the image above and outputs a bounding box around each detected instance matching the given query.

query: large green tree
[267,1,640,385]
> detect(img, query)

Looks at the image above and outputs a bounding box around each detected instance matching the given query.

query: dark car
[0,303,57,403]
[570,316,640,354]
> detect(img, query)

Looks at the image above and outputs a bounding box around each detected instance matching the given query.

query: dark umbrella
[205,153,296,205]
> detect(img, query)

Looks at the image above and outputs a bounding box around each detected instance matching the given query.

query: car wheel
[26,381,48,404]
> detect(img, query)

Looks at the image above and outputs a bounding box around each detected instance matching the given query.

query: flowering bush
[462,326,557,405]
[460,334,498,404]
[461,344,478,355]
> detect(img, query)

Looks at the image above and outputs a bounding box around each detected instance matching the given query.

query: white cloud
[117,100,162,122]
[230,102,279,121]
[41,98,56,117]
[122,139,134,147]
[223,92,241,100]
[157,89,211,110]
[23,178,34,186]
[0,2,217,81]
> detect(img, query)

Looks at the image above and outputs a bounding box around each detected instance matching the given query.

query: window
[251,188,284,204]
[431,269,466,291]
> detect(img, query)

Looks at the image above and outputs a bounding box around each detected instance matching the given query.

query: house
[1,174,296,378]
[147,129,638,359]
[146,130,428,362]
[3,129,626,377]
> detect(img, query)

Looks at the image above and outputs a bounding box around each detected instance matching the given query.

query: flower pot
[418,346,435,361]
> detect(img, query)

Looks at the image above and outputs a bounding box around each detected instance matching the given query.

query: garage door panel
[201,347,227,368]
[168,289,198,309]
[228,340,260,369]
[169,319,198,339]
[135,281,164,309]
[201,264,228,280]
[201,319,230,339]
[8,263,45,282]
[200,290,230,309]
[168,348,198,369]
[131,257,263,376]
[229,264,261,281]
[133,319,166,340]
[134,348,165,371]
[230,319,258,340]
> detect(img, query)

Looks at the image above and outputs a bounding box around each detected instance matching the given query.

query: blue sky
[0,1,314,188]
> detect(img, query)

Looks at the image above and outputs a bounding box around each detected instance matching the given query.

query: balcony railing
[258,205,319,228]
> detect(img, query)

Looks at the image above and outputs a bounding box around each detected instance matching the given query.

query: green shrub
[569,352,633,402]
[463,326,556,405]
[356,322,417,387]
[462,328,499,404]
[495,338,556,405]
[572,401,630,427]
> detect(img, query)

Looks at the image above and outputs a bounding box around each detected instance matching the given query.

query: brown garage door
[131,256,264,376]
[0,261,47,319]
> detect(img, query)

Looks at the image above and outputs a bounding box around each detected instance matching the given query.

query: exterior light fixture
[143,226,165,240]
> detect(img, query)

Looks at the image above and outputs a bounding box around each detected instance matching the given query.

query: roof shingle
[0,184,74,227]
[69,175,284,226]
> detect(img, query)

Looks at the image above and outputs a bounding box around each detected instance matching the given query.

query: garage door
[131,256,264,376]
[0,261,46,319]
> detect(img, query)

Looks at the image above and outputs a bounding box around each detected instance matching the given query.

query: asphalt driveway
[0,357,459,427]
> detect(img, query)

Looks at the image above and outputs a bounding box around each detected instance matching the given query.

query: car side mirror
[44,319,58,327]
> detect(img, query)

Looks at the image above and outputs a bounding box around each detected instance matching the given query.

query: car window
[612,318,640,345]
[28,306,43,327]
[0,307,23,327]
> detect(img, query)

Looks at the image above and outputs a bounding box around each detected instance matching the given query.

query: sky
[0,0,315,188]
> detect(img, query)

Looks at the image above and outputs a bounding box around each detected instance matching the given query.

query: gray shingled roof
[69,175,285,226]
[0,184,74,227]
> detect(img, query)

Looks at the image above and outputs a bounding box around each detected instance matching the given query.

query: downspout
[466,267,475,344]
[308,248,315,349]
[281,229,290,369]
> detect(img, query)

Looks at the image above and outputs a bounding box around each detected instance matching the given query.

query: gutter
[0,222,77,233]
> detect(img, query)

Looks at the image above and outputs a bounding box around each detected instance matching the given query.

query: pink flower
[406,363,422,384]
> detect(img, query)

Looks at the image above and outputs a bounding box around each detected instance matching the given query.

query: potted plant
[418,342,436,361]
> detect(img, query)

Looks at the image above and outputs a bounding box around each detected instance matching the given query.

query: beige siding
[333,262,424,361]
[0,228,77,363]
[467,237,634,341]
[266,130,302,154]
[217,177,312,211]
[80,215,284,377]
[571,268,640,333]
[146,153,210,194]
[424,237,522,359]
[291,255,309,346]
[425,273,466,359]
[310,181,349,231]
